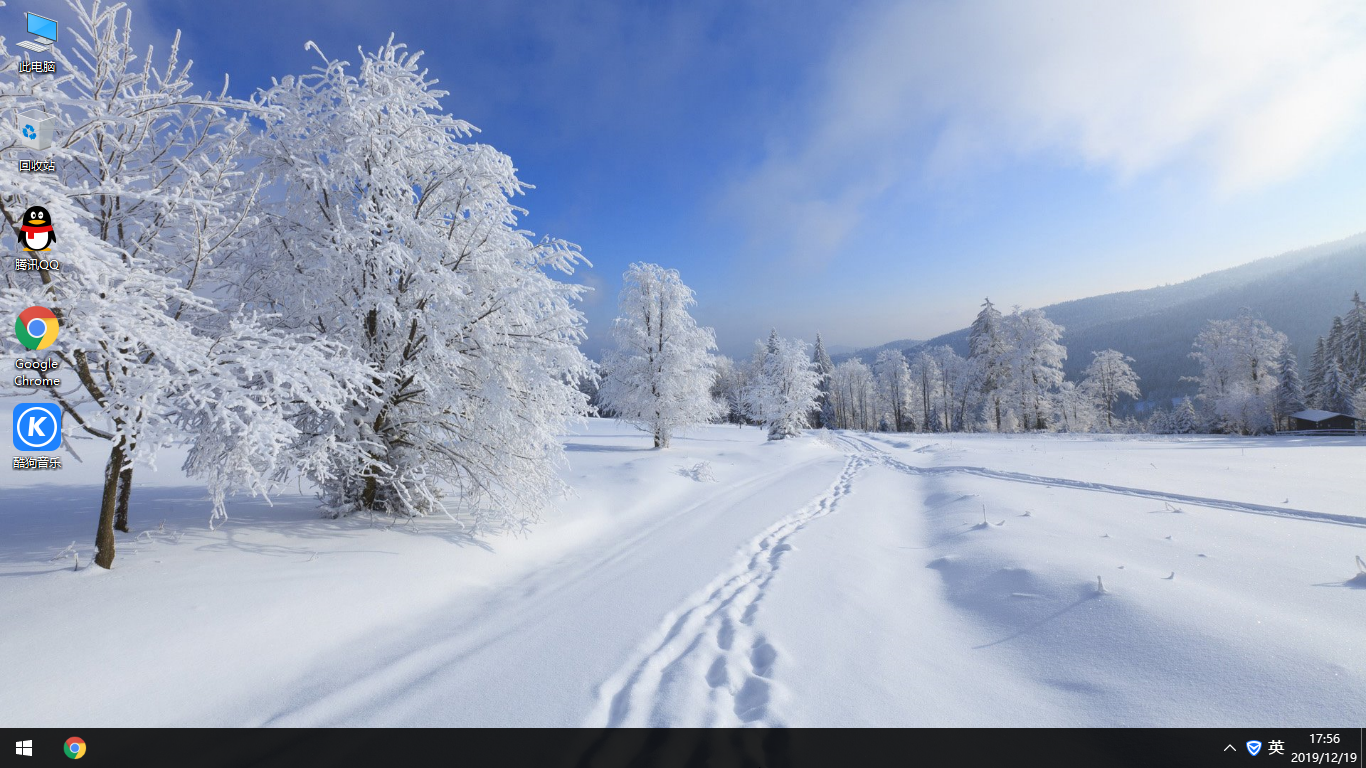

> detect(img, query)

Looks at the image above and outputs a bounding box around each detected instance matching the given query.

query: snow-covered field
[2,418,1363,727]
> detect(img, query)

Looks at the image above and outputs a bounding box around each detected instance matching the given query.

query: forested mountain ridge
[840,231,1366,409]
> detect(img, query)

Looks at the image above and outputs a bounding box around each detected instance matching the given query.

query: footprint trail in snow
[587,454,869,727]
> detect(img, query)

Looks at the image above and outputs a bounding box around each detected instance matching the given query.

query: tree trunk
[94,440,127,569]
[114,460,134,532]
[654,429,668,449]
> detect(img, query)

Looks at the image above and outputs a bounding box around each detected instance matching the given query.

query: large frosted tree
[600,263,721,448]
[241,40,592,524]
[1189,311,1286,434]
[1002,307,1067,431]
[745,331,821,439]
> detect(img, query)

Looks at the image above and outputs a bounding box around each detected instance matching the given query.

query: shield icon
[1246,741,1262,756]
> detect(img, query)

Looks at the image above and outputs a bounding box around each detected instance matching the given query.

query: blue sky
[26,0,1366,357]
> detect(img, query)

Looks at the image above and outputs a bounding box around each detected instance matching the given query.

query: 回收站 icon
[17,110,54,151]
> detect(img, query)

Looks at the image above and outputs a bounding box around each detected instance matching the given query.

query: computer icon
[17,12,57,52]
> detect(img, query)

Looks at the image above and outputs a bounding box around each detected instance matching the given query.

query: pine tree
[600,264,723,448]
[1342,292,1366,391]
[1307,337,1330,409]
[1320,361,1353,414]
[1273,347,1306,430]
[1147,407,1172,434]
[811,334,836,428]
[1171,397,1200,434]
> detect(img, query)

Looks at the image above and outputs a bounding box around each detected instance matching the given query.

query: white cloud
[730,0,1366,259]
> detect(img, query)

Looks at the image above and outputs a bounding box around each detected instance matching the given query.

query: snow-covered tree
[968,298,1009,431]
[1171,397,1200,434]
[1353,386,1366,424]
[1081,349,1141,431]
[1189,311,1286,434]
[1,2,363,568]
[811,334,836,428]
[1002,307,1067,431]
[1343,292,1366,390]
[598,263,721,448]
[910,350,940,432]
[1272,347,1307,431]
[929,345,974,432]
[744,331,820,439]
[874,349,912,432]
[1306,337,1330,409]
[829,359,876,431]
[1318,360,1354,415]
[243,40,592,523]
[1056,381,1099,433]
[711,355,749,426]
[1147,407,1172,434]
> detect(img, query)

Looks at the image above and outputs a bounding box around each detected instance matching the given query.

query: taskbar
[4,727,1362,766]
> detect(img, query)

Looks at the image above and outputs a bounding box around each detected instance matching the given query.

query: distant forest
[838,232,1366,413]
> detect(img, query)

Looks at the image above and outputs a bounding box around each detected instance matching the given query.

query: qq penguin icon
[19,205,57,251]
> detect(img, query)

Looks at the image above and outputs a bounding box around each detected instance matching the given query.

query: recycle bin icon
[18,110,54,151]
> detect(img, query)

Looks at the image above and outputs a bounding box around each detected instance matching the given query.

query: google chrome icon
[15,306,59,351]
[64,737,86,759]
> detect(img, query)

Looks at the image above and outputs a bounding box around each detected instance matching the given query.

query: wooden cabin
[1288,409,1363,432]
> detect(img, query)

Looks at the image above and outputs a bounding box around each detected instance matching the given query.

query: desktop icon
[13,403,62,452]
[1246,740,1262,756]
[17,110,54,151]
[18,205,57,250]
[15,306,59,350]
[18,12,57,52]
[63,737,84,759]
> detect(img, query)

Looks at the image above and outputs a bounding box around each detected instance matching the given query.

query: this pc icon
[17,12,57,53]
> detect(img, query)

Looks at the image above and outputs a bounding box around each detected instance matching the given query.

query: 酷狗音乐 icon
[18,205,57,250]
[13,402,62,452]
[15,306,59,350]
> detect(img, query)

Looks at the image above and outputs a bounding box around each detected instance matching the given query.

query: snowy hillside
[847,232,1366,407]
[4,419,1362,727]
